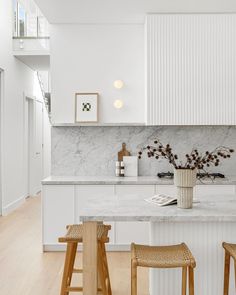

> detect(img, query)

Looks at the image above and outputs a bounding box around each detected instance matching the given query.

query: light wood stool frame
[59,225,112,295]
[131,243,195,295]
[223,242,236,295]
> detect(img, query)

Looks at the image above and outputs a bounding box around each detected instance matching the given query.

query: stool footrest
[73,268,83,273]
[66,287,102,292]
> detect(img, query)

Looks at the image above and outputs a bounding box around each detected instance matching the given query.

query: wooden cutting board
[118,143,131,161]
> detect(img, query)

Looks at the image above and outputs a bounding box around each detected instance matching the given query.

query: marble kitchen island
[42,176,236,252]
[80,193,236,295]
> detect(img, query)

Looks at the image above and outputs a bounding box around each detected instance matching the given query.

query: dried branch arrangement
[138,139,234,170]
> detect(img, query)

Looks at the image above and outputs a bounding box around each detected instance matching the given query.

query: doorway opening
[24,96,43,197]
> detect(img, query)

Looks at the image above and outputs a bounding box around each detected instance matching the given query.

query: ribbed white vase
[174,169,197,209]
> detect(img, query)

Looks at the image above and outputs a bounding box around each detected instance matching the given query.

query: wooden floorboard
[0,196,149,295]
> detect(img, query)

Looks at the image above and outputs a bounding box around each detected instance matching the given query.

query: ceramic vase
[174,169,197,209]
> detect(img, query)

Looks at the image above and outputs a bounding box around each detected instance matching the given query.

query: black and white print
[75,93,98,122]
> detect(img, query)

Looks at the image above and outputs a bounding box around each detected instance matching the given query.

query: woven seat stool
[223,242,236,295]
[59,224,112,295]
[131,242,196,295]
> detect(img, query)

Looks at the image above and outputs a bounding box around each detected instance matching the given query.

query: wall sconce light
[19,39,24,49]
[113,99,124,109]
[113,80,124,89]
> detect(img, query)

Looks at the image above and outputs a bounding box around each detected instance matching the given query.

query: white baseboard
[28,190,41,197]
[43,244,130,252]
[2,195,26,216]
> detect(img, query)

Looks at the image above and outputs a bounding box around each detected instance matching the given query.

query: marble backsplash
[51,126,236,176]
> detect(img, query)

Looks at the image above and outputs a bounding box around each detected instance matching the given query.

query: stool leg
[182,267,187,295]
[223,251,230,295]
[98,242,108,295]
[100,242,112,295]
[66,242,77,293]
[188,267,194,295]
[234,259,236,291]
[131,260,137,295]
[60,243,74,295]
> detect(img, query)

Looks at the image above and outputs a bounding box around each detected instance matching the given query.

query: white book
[145,194,177,207]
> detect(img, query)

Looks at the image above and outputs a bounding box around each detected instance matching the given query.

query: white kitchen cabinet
[42,185,75,247]
[75,185,116,244]
[146,14,236,125]
[115,185,155,245]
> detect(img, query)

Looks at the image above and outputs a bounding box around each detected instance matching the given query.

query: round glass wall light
[113,99,124,109]
[113,80,124,89]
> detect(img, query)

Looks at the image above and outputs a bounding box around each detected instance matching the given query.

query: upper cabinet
[146,14,236,125]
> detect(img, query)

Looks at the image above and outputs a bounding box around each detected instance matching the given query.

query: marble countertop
[80,194,236,222]
[42,175,236,185]
[52,122,146,127]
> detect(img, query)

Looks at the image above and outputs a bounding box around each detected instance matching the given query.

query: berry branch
[138,139,234,171]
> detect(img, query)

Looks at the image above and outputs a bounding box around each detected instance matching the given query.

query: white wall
[43,102,51,178]
[0,0,51,215]
[38,70,51,93]
[50,24,145,123]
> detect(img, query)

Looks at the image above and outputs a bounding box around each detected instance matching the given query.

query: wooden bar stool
[59,224,112,295]
[223,242,236,295]
[131,242,196,295]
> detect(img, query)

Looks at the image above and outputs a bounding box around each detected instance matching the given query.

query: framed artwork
[75,93,99,123]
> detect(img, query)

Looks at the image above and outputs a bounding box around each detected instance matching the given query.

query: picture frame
[75,93,99,123]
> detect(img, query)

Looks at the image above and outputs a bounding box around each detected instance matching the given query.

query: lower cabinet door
[115,185,155,245]
[75,185,116,244]
[115,221,150,246]
[42,185,75,247]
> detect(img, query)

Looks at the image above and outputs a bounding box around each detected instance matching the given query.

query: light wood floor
[0,196,148,295]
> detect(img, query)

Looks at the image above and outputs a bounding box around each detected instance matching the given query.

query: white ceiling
[34,0,236,24]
